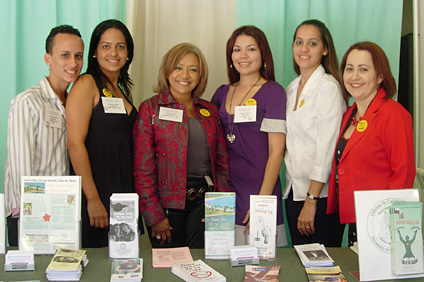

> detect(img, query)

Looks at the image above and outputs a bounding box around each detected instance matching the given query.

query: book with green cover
[390,201,424,275]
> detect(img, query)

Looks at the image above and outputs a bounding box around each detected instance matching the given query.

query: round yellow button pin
[102,88,113,98]
[200,109,210,117]
[356,120,368,132]
[245,98,257,106]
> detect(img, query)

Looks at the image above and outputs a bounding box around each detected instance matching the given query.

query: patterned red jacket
[133,91,230,226]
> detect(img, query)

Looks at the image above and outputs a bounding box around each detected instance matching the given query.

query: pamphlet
[109,193,139,259]
[390,201,424,275]
[46,248,88,281]
[354,189,424,281]
[152,247,193,268]
[110,258,143,282]
[19,176,81,254]
[249,195,277,260]
[244,265,280,282]
[305,266,347,282]
[294,243,334,267]
[171,259,226,282]
[205,192,235,260]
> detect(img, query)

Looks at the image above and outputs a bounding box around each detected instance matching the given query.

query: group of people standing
[4,18,415,250]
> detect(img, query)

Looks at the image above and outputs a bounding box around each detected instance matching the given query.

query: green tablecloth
[1,247,423,281]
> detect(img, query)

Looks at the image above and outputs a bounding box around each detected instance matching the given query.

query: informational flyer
[249,195,277,260]
[354,189,424,281]
[109,193,139,259]
[19,176,81,254]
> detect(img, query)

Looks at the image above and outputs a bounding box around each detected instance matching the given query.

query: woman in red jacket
[133,43,230,248]
[327,41,415,246]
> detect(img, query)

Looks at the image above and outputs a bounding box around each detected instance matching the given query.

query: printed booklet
[204,192,235,260]
[171,259,226,282]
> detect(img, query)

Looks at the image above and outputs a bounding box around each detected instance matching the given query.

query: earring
[93,55,96,58]
[230,64,233,69]
[263,63,267,68]
[127,58,129,61]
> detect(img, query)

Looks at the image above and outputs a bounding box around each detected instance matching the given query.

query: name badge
[44,109,63,129]
[102,97,126,114]
[159,107,183,122]
[234,105,257,123]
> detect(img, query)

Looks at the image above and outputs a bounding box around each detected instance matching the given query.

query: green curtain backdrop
[237,0,403,90]
[0,0,126,193]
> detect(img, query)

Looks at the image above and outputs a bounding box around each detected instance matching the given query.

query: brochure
[204,192,235,260]
[19,176,81,254]
[152,247,193,268]
[293,243,334,267]
[110,258,143,281]
[109,193,139,259]
[244,265,280,282]
[354,189,424,281]
[305,266,347,282]
[46,248,88,281]
[171,259,226,282]
[390,201,424,275]
[249,195,277,260]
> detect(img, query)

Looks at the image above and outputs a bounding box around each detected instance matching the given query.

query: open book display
[19,176,81,254]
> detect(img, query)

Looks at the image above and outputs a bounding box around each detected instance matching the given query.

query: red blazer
[327,88,415,223]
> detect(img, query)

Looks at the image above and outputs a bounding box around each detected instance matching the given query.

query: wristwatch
[307,192,319,200]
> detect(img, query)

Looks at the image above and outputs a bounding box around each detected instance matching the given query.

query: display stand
[354,189,424,281]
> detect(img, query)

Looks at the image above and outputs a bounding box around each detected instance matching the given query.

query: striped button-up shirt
[4,77,69,217]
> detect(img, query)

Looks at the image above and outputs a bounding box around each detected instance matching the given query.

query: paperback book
[294,243,334,267]
[244,265,280,282]
[204,192,235,260]
[110,258,143,282]
[249,195,277,260]
[305,266,347,282]
[390,201,424,275]
[171,259,226,282]
[45,248,88,281]
[109,193,139,259]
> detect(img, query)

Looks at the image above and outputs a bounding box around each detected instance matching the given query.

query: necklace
[350,94,377,128]
[227,76,261,143]
[187,101,193,111]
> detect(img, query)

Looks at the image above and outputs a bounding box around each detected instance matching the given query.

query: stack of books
[294,243,334,267]
[305,266,347,282]
[46,248,88,281]
[110,258,143,282]
[171,259,226,282]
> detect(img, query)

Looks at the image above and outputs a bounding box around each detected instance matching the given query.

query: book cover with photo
[249,195,277,260]
[305,266,347,282]
[205,192,235,260]
[390,201,424,275]
[244,265,280,282]
[109,193,139,259]
[111,258,143,282]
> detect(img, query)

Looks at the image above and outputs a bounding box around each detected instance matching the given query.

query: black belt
[186,176,214,201]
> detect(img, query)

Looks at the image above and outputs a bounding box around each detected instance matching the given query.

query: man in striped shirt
[4,25,84,246]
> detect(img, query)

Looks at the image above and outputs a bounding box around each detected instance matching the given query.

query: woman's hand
[297,198,317,236]
[87,197,109,228]
[151,218,173,245]
[243,209,250,235]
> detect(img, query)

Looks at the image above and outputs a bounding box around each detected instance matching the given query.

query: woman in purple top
[211,25,287,246]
